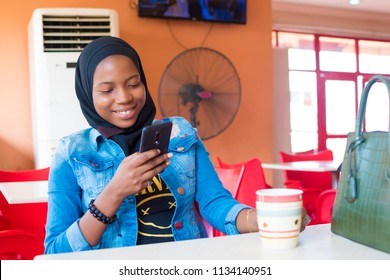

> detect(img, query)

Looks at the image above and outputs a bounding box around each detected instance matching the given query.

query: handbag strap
[346,75,390,202]
[355,75,390,138]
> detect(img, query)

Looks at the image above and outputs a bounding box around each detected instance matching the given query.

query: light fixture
[349,0,361,5]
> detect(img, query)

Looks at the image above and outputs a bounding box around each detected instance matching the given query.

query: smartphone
[139,122,173,153]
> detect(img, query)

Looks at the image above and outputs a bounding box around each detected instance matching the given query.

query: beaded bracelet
[88,199,117,225]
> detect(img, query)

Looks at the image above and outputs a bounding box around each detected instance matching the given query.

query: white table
[262,161,341,189]
[0,181,48,204]
[34,224,389,260]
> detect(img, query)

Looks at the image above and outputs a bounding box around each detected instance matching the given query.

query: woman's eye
[99,88,113,94]
[127,81,141,88]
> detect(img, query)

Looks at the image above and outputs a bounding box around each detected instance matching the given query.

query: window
[273,31,390,162]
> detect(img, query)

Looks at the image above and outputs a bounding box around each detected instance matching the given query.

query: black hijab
[75,36,156,155]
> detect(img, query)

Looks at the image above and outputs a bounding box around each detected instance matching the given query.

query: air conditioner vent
[42,15,112,52]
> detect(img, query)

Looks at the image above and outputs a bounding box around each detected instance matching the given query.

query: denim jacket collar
[89,128,106,151]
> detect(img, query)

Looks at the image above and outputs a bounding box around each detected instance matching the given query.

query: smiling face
[92,55,146,129]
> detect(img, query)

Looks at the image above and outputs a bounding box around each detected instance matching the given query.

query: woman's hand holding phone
[105,122,173,200]
[107,149,172,200]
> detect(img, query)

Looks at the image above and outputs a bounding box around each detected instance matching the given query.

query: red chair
[279,149,334,190]
[0,167,49,238]
[300,188,324,225]
[0,212,12,231]
[210,157,271,237]
[279,149,334,225]
[315,189,337,224]
[0,229,44,260]
[216,157,271,208]
[214,165,245,198]
[217,156,241,169]
[0,168,50,182]
[204,164,244,237]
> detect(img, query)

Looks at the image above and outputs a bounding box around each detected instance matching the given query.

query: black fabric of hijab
[75,36,156,156]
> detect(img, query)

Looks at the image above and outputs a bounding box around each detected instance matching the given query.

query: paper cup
[256,188,303,250]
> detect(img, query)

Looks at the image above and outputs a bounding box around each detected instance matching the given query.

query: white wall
[271,47,291,187]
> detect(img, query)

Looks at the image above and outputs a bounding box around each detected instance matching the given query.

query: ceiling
[272,0,390,14]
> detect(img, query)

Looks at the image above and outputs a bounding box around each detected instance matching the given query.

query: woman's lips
[114,106,136,120]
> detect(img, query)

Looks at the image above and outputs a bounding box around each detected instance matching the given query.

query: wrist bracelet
[88,199,117,225]
[246,208,255,233]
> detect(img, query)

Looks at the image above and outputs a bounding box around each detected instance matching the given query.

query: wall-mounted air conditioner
[28,8,119,168]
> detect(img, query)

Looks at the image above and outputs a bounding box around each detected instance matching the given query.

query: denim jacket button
[177,187,185,195]
[177,147,184,151]
[174,222,182,229]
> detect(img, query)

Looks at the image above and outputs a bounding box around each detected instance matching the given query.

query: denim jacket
[44,116,248,254]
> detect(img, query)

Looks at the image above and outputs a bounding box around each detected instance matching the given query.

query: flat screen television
[138,0,247,25]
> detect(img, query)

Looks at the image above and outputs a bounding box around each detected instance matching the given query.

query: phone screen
[139,122,173,153]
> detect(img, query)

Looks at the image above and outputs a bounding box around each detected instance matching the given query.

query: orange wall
[0,1,273,178]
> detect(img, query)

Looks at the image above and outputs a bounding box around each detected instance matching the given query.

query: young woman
[44,36,258,254]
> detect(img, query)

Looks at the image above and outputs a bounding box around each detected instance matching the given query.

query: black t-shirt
[135,175,176,245]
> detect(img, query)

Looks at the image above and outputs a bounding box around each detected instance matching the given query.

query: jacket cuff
[224,204,251,235]
[66,219,100,252]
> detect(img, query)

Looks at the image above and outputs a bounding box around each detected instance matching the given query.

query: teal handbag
[331,75,390,254]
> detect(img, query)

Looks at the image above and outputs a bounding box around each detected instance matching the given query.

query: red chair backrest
[236,158,270,208]
[210,157,271,237]
[214,165,245,198]
[315,189,337,224]
[0,168,50,182]
[208,165,244,237]
[0,167,50,238]
[279,149,333,189]
[0,229,44,260]
[217,157,271,208]
[217,156,241,169]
